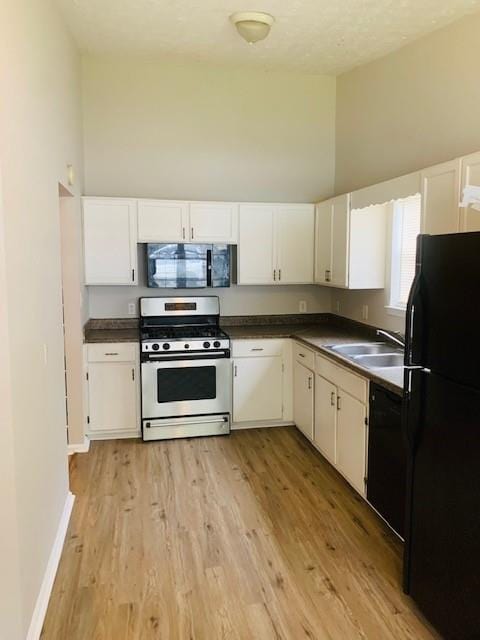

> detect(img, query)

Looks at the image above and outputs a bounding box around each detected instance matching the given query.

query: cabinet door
[137,200,188,242]
[421,159,461,234]
[293,362,314,439]
[233,356,283,422]
[88,362,138,434]
[460,151,480,232]
[336,391,367,495]
[83,198,137,285]
[275,206,314,284]
[314,375,337,464]
[238,205,275,284]
[315,200,332,284]
[331,194,350,287]
[189,202,238,243]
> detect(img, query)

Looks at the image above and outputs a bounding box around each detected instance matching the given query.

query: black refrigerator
[403,231,480,640]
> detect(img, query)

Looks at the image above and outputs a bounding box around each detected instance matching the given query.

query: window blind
[391,195,421,309]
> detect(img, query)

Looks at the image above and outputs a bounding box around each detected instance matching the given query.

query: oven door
[141,357,232,419]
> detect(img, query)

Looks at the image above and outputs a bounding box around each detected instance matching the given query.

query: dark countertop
[84,315,404,396]
[226,323,404,396]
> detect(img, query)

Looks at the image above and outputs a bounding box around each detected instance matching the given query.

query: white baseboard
[87,429,141,441]
[26,491,75,640]
[231,421,295,431]
[67,436,90,455]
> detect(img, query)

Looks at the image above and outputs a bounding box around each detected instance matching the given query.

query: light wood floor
[42,427,438,639]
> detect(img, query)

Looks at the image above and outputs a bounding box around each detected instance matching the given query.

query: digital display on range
[164,303,197,311]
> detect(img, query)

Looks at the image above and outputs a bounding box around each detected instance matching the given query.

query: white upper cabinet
[189,202,238,243]
[238,203,315,285]
[460,151,480,232]
[276,205,315,284]
[421,159,461,235]
[330,195,350,287]
[238,205,276,284]
[315,194,386,289]
[137,200,188,242]
[137,199,237,244]
[83,197,138,286]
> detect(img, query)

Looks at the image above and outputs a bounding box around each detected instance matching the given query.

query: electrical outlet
[362,304,369,321]
[128,302,136,315]
[335,300,340,313]
[299,300,307,313]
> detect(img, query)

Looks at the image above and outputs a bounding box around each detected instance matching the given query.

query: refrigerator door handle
[402,367,424,453]
[405,235,425,367]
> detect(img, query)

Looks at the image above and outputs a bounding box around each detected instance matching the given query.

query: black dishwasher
[367,383,406,538]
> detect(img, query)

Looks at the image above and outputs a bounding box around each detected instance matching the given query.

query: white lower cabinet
[314,375,337,464]
[86,343,140,439]
[294,351,368,497]
[293,361,314,440]
[232,339,291,425]
[336,391,367,495]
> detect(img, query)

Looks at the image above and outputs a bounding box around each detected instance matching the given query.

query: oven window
[157,366,216,403]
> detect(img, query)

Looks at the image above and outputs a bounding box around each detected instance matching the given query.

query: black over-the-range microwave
[146,243,231,289]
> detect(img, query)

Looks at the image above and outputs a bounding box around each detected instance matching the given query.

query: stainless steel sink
[353,353,404,368]
[329,342,398,356]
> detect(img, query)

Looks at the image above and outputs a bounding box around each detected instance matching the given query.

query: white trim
[385,305,406,318]
[88,429,140,440]
[232,420,294,430]
[26,491,75,640]
[67,436,90,455]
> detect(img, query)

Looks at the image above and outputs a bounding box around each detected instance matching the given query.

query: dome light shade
[230,12,274,44]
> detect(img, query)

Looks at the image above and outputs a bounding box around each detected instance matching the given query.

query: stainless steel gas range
[139,296,232,441]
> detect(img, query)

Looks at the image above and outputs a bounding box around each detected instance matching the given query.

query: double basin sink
[327,342,404,370]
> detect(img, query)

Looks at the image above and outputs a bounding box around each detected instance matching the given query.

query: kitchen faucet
[377,329,405,349]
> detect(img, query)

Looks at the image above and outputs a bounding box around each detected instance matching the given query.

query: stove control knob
[213,341,221,348]
[203,341,211,349]
[184,343,190,349]
[161,343,170,350]
[152,343,160,351]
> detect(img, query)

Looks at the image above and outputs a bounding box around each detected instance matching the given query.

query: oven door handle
[143,352,229,362]
[145,416,229,428]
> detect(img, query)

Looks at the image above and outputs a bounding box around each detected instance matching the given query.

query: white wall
[335,11,480,195]
[0,0,84,637]
[82,56,336,203]
[88,247,331,317]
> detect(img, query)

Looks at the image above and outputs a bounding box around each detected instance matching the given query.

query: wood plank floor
[42,427,438,639]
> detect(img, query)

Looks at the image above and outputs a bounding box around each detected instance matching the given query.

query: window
[389,194,421,311]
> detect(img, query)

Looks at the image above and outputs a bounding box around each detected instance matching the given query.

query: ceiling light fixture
[230,12,274,44]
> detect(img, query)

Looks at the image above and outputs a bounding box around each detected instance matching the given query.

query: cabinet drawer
[232,339,285,358]
[87,343,137,363]
[294,342,315,370]
[315,354,367,403]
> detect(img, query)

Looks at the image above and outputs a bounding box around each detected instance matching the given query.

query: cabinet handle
[182,227,186,240]
[308,376,312,390]
[298,353,305,358]
[325,269,331,283]
[337,395,341,411]
[330,391,335,406]
[191,227,194,240]
[132,268,135,282]
[251,348,264,352]
[279,269,282,281]
[234,364,238,377]
[104,352,119,356]
[273,269,276,281]
[131,368,135,381]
